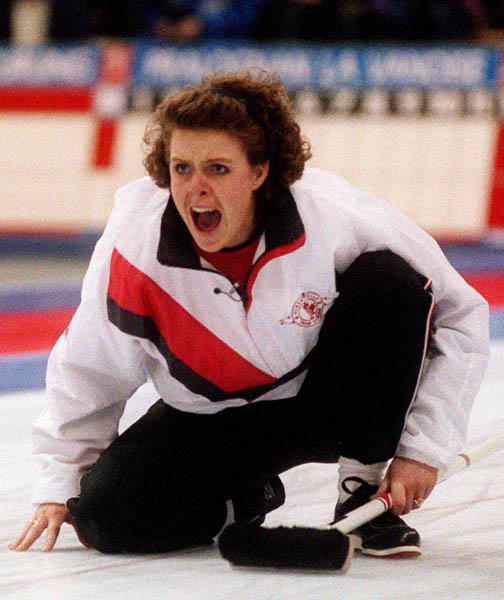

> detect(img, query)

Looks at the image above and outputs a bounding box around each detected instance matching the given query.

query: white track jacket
[32,168,490,504]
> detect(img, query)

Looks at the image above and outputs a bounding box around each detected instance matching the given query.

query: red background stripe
[92,119,118,168]
[0,308,74,354]
[488,122,504,228]
[0,87,93,112]
[463,273,504,307]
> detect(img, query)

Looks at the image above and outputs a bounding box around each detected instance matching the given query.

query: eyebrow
[169,156,234,163]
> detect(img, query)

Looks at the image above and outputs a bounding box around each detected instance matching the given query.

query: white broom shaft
[331,494,393,534]
[439,432,504,482]
[334,432,504,536]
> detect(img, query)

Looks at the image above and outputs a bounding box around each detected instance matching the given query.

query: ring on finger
[413,497,425,508]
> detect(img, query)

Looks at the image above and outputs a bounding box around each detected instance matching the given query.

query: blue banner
[359,46,501,88]
[0,44,100,86]
[0,42,500,91]
[132,42,502,91]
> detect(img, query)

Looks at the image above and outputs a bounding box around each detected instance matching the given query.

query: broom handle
[333,432,504,535]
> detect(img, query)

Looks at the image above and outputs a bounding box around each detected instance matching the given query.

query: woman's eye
[213,164,228,174]
[174,163,189,174]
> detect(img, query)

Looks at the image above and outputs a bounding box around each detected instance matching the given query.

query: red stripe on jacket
[107,248,276,393]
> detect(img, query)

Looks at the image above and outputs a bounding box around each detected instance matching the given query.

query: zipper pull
[213,282,242,302]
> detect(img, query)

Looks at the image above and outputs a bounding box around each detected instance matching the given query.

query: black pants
[68,251,434,553]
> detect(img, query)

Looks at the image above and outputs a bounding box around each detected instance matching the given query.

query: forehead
[169,128,246,160]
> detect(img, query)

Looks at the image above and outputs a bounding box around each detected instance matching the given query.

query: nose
[188,171,210,198]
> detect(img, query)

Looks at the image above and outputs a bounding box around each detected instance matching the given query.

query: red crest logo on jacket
[280,292,335,327]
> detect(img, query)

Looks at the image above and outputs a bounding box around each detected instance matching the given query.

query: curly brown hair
[143,69,311,203]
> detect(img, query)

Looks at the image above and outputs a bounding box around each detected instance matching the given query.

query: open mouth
[191,207,222,233]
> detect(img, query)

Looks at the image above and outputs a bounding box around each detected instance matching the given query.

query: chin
[193,235,225,253]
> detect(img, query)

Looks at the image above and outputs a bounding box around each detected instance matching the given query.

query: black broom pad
[218,523,353,572]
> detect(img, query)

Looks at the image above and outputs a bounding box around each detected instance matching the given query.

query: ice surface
[1,342,503,599]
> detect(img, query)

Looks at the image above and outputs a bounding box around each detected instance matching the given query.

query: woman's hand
[9,503,73,552]
[372,456,439,515]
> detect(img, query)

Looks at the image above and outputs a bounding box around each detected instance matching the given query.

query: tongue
[193,210,221,232]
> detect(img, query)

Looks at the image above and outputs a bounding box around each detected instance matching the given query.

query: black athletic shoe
[232,476,286,526]
[334,477,421,558]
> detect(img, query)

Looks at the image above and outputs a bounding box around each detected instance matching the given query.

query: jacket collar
[157,187,305,268]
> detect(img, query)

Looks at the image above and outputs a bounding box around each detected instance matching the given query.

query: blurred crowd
[1,0,504,43]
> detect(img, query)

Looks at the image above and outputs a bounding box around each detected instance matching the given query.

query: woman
[10,69,489,558]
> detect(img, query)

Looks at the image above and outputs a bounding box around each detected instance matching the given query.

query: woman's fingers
[9,503,69,552]
[42,522,62,552]
[9,518,47,551]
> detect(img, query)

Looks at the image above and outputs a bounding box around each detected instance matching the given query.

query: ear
[252,161,270,190]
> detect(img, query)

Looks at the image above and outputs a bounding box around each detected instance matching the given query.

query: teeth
[192,207,216,213]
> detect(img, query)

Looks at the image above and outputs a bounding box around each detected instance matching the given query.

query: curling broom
[218,432,504,573]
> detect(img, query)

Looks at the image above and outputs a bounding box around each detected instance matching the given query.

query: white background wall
[0,112,496,239]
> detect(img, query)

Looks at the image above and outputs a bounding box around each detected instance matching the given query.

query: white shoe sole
[349,533,422,558]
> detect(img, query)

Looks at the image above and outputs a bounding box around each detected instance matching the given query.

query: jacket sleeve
[395,259,490,471]
[351,191,490,471]
[31,200,148,505]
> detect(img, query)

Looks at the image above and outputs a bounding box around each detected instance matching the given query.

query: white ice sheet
[1,342,503,600]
